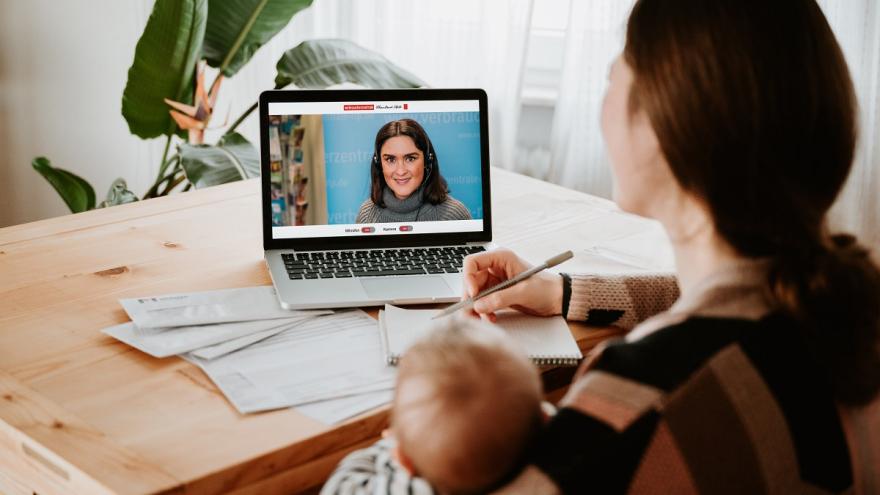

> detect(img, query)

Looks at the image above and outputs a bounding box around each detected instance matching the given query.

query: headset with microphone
[372,132,436,221]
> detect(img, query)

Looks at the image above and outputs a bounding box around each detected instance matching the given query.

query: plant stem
[160,173,186,196]
[223,82,282,137]
[218,0,270,76]
[215,0,271,137]
[143,155,180,199]
[224,101,258,137]
[154,134,173,183]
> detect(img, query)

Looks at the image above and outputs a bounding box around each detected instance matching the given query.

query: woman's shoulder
[436,195,472,220]
[356,198,379,223]
[548,313,850,493]
[593,316,766,390]
[586,313,820,397]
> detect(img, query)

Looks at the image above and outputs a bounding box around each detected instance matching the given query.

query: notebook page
[492,311,582,360]
[382,305,582,363]
[383,305,438,358]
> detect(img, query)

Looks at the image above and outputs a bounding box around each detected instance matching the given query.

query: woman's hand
[461,248,564,322]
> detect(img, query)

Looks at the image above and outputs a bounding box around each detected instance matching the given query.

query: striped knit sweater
[323,262,880,494]
[355,192,472,224]
[506,260,879,494]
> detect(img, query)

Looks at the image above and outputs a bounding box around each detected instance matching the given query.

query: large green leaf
[99,178,139,208]
[31,157,96,213]
[203,0,313,77]
[121,0,207,139]
[179,132,259,188]
[275,39,426,89]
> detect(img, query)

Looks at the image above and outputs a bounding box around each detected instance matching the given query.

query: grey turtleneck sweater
[355,186,472,223]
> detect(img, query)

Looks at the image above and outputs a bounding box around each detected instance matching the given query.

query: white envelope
[119,285,326,329]
[102,316,314,358]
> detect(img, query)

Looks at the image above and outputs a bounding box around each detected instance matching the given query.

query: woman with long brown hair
[466,0,880,492]
[356,119,471,224]
[324,0,879,493]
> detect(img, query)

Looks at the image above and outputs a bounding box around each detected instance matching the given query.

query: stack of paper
[185,311,395,419]
[102,286,396,424]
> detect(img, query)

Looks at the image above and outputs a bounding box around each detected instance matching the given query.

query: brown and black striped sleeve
[527,315,856,494]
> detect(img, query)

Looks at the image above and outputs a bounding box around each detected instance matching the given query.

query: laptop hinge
[273,242,487,252]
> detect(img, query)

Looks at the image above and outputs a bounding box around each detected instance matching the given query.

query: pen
[431,250,574,319]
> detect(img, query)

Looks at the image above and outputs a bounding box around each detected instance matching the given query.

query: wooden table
[0,168,663,494]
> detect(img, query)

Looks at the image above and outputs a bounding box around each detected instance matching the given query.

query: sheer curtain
[216,0,534,171]
[545,1,633,197]
[817,0,880,248]
[547,0,880,247]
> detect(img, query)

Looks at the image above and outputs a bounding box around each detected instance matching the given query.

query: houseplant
[33,0,423,213]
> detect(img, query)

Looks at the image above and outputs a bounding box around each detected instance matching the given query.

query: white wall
[0,0,164,227]
[0,0,322,228]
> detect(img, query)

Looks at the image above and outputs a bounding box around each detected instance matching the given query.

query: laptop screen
[261,91,488,248]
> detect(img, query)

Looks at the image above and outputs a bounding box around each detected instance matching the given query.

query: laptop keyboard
[281,246,485,280]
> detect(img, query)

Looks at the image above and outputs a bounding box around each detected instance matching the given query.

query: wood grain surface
[0,168,653,494]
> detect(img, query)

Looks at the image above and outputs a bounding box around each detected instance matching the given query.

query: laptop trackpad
[361,277,453,300]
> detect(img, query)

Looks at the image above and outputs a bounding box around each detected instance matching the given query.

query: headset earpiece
[422,144,434,184]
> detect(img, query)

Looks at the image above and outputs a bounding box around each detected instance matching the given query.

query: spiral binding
[387,354,580,367]
[531,356,581,366]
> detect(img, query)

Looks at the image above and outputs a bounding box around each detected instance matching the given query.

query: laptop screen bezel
[259,88,492,251]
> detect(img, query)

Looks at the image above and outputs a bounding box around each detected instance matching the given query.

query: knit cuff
[561,273,573,318]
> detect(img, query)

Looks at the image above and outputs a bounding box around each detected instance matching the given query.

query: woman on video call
[355,119,472,224]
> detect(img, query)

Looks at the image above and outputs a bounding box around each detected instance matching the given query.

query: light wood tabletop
[0,168,669,494]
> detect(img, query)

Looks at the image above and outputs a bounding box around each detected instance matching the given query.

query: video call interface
[267,100,484,239]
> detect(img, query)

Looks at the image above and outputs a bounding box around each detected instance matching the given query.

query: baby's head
[391,317,543,495]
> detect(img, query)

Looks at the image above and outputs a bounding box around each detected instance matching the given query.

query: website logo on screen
[375,103,407,111]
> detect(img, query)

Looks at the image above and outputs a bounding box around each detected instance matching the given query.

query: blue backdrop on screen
[322,112,483,224]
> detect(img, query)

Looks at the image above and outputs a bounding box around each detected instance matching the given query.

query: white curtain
[546,0,880,248]
[817,0,880,249]
[215,0,534,171]
[545,1,634,197]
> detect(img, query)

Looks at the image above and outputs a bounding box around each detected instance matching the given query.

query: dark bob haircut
[370,119,449,208]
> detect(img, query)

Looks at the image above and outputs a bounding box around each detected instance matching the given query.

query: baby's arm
[320,438,434,495]
[561,273,679,330]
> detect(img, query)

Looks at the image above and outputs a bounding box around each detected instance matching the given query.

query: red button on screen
[361,226,375,233]
[400,225,413,232]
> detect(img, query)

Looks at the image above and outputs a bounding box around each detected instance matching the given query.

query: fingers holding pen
[461,249,517,320]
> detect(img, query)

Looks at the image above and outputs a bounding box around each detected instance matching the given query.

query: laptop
[259,88,492,309]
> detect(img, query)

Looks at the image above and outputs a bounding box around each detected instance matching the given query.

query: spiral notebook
[379,304,583,366]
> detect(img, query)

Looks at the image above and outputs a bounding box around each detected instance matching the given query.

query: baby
[322,316,544,495]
